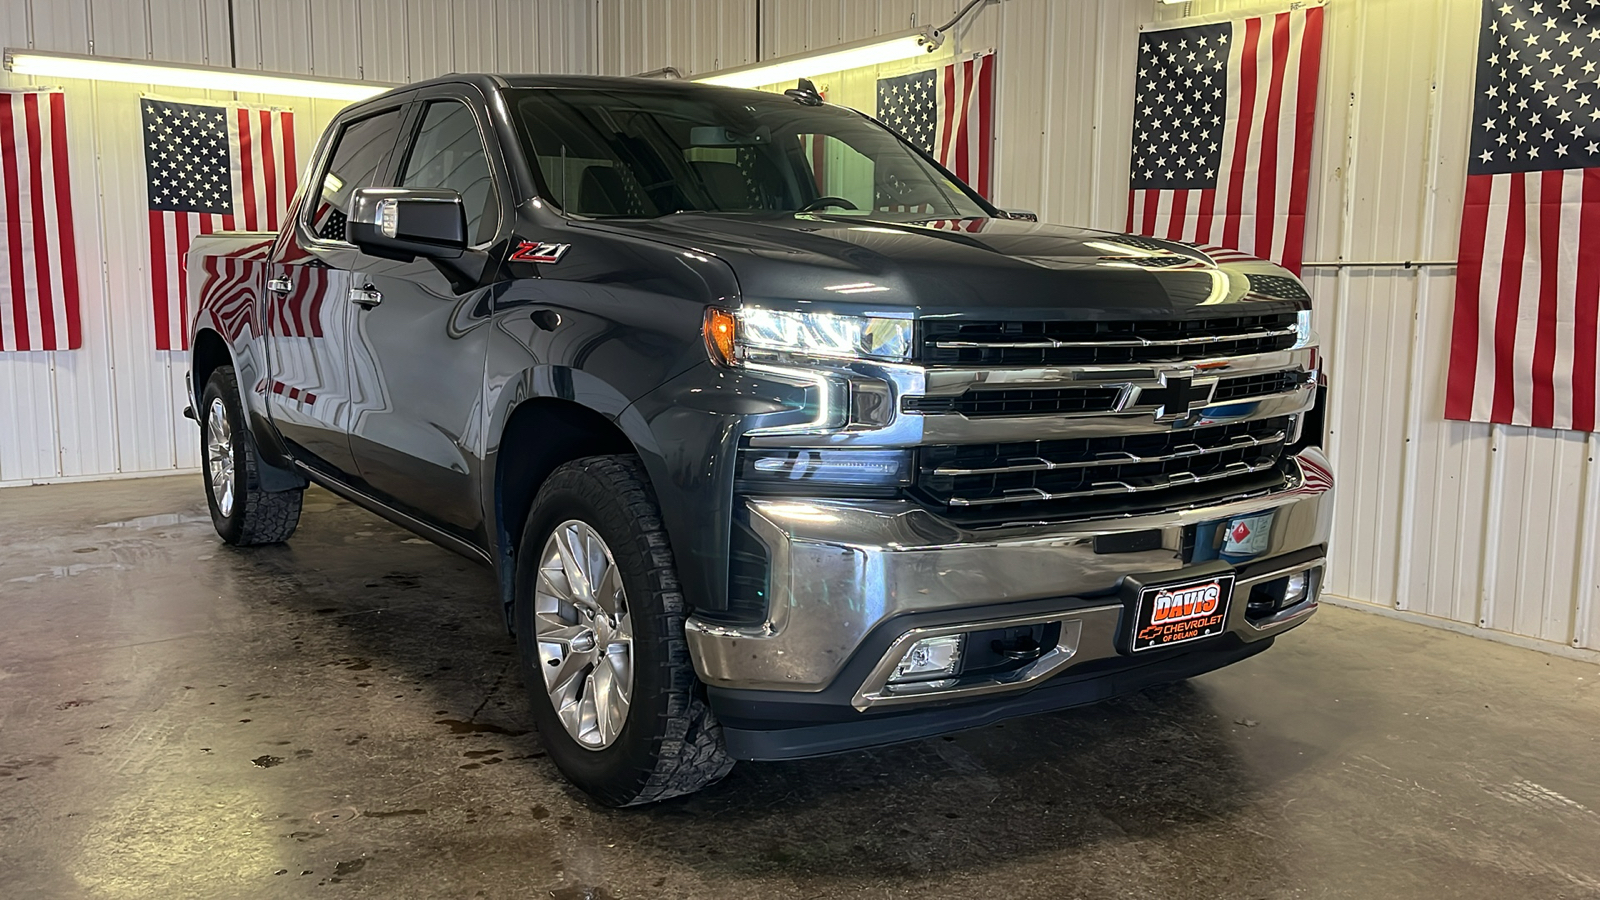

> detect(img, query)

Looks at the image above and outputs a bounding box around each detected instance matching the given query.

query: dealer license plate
[1130,574,1235,652]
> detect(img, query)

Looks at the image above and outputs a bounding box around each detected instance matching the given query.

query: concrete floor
[2,477,1599,899]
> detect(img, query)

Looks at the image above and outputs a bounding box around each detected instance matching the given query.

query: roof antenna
[784,78,824,106]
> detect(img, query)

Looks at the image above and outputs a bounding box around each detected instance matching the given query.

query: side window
[307,109,402,242]
[400,101,500,245]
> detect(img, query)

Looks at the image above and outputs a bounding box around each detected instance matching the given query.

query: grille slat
[921,313,1300,367]
[930,428,1285,476]
[916,418,1292,522]
[904,369,1307,418]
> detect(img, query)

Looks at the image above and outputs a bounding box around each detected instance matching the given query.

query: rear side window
[400,101,500,245]
[307,109,402,242]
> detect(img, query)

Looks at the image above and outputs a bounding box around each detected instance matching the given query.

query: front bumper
[685,446,1333,752]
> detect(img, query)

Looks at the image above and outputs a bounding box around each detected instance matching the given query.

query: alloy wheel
[206,397,235,518]
[533,519,635,750]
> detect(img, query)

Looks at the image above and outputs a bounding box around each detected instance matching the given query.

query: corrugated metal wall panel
[310,0,363,79]
[0,0,594,489]
[587,0,1600,652]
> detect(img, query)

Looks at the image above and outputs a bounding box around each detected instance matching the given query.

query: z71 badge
[510,240,571,264]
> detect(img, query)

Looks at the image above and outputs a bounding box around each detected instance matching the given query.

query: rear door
[345,89,508,545]
[267,105,405,480]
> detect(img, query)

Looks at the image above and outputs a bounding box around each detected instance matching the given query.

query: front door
[266,106,405,481]
[345,95,506,545]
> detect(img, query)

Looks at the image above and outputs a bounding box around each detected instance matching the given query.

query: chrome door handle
[348,285,382,308]
[267,276,292,295]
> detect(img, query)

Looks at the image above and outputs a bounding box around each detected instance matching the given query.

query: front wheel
[514,455,733,806]
[200,365,302,545]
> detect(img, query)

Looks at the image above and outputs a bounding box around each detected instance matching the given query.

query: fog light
[889,634,964,685]
[1284,571,1311,605]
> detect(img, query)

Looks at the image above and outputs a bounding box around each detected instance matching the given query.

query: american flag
[875,51,995,198]
[1,89,81,352]
[142,98,296,351]
[1125,6,1324,274]
[1445,0,1600,432]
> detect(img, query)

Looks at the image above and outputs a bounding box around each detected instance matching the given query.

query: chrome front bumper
[685,446,1334,699]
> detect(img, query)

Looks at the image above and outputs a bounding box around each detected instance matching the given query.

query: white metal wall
[592,0,1600,652]
[0,0,592,487]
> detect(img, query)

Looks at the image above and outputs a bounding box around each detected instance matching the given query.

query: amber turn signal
[703,307,738,366]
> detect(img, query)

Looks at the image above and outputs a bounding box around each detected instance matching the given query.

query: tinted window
[400,101,499,245]
[308,109,402,242]
[507,87,986,220]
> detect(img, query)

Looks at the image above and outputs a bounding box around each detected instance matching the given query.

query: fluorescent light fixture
[694,30,939,89]
[4,49,393,101]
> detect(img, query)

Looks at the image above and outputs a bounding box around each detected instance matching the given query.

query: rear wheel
[201,365,302,545]
[514,455,733,806]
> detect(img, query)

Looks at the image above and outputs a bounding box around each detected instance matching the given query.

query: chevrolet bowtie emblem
[1139,370,1218,422]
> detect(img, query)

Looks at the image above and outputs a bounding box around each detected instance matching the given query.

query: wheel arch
[490,396,640,627]
[190,328,232,409]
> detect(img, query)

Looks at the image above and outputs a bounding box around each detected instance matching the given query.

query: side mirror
[347,187,467,262]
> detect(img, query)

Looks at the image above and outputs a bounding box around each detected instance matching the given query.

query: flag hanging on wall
[1125,5,1324,274]
[142,97,296,352]
[875,50,995,199]
[1444,1,1600,432]
[1,89,82,352]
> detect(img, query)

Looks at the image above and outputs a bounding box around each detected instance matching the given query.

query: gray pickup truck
[186,74,1334,806]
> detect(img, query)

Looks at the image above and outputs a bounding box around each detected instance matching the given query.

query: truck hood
[571,213,1308,320]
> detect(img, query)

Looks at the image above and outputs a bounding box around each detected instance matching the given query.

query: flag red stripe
[150,210,171,350]
[259,109,279,232]
[1574,169,1600,432]
[1530,169,1565,427]
[236,108,257,231]
[954,59,976,183]
[49,91,81,349]
[1253,13,1291,265]
[1221,17,1263,251]
[1141,190,1160,236]
[22,93,58,350]
[1,96,28,351]
[1194,187,1218,245]
[1166,190,1190,241]
[280,112,298,200]
[1490,174,1529,424]
[1282,6,1323,276]
[1445,174,1495,421]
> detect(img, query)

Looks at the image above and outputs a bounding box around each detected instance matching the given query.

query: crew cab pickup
[186,74,1334,806]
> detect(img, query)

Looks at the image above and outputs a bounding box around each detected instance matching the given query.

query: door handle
[348,285,382,308]
[267,276,292,295]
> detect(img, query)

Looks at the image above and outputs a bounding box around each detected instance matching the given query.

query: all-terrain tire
[200,365,303,545]
[514,454,734,806]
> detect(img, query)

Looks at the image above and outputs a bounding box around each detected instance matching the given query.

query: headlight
[704,307,913,364]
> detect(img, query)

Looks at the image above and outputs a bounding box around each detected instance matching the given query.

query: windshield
[505,86,991,220]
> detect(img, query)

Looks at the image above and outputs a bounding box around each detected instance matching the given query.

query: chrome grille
[920,312,1300,367]
[1210,370,1307,403]
[904,369,1307,418]
[905,386,1124,417]
[914,418,1292,522]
